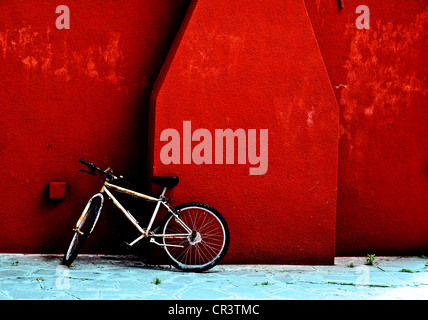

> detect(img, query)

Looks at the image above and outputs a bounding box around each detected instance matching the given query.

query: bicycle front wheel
[62,194,103,266]
[161,203,230,272]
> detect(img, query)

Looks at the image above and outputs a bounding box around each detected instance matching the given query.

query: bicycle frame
[98,181,193,248]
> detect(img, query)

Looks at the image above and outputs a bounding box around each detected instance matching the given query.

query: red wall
[150,0,339,264]
[1,0,426,261]
[0,0,190,253]
[305,0,428,255]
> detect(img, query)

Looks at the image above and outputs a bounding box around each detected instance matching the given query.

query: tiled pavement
[0,254,427,300]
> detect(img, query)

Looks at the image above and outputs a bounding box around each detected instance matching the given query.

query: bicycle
[62,159,230,272]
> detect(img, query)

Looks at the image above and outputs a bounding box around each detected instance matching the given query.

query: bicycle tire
[161,202,230,272]
[62,195,103,266]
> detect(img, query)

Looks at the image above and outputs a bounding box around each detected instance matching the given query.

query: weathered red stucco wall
[0,0,190,253]
[150,0,339,264]
[1,0,426,261]
[305,0,428,255]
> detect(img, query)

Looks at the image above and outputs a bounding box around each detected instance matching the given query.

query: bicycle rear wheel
[161,203,230,272]
[62,194,103,266]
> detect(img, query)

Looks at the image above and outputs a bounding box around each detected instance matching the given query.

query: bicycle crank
[150,238,184,248]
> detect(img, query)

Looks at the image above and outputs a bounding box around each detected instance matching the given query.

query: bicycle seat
[151,176,179,189]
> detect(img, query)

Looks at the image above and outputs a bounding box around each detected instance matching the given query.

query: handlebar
[79,159,96,170]
[79,158,117,181]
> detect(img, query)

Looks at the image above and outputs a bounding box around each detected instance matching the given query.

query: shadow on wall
[0,0,192,254]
